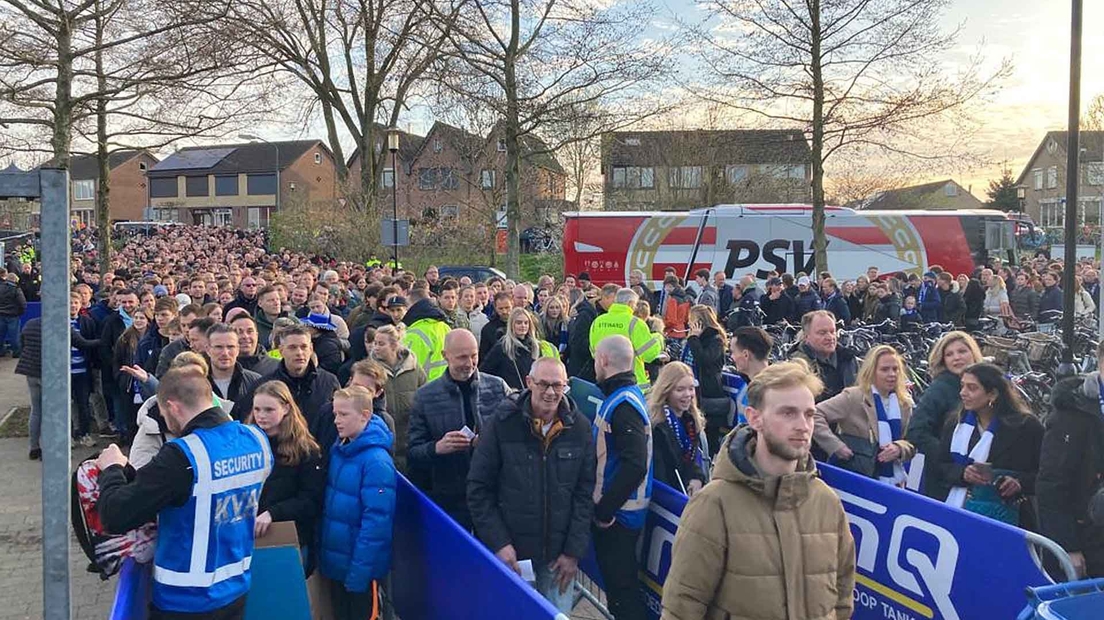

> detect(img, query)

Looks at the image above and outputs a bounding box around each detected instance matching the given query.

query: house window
[314,152,322,165]
[766,164,805,179]
[481,169,495,189]
[382,168,394,189]
[1085,162,1104,186]
[669,166,702,189]
[442,205,459,218]
[433,138,443,153]
[185,175,209,197]
[149,177,178,198]
[138,162,148,171]
[417,168,436,190]
[215,175,238,196]
[152,208,177,222]
[1047,166,1058,189]
[440,167,459,189]
[726,165,748,184]
[1033,169,1043,191]
[944,183,958,197]
[1041,202,1065,228]
[611,166,654,189]
[212,208,233,227]
[73,179,95,201]
[246,173,277,196]
[247,207,267,229]
[497,139,506,152]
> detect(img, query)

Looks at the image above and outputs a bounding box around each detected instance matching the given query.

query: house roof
[850,179,982,210]
[603,129,811,167]
[346,125,426,168]
[148,140,326,177]
[417,122,486,159]
[519,135,565,175]
[1016,130,1104,186]
[69,150,147,180]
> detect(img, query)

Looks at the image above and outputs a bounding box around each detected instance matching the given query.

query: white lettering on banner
[646,525,676,578]
[840,494,960,620]
[213,488,260,525]
[212,452,264,478]
[887,517,959,620]
[854,590,878,609]
[882,602,921,620]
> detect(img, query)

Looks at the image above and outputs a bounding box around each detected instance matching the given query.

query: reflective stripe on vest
[153,423,272,604]
[593,385,653,528]
[408,327,447,375]
[629,317,660,357]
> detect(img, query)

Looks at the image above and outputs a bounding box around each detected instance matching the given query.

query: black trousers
[150,595,246,620]
[330,579,380,620]
[592,522,647,620]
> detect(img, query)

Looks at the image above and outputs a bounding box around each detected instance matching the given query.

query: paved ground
[0,357,115,620]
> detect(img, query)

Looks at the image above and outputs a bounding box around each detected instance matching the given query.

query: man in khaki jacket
[661,360,856,620]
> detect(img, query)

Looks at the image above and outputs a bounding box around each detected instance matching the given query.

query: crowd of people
[9,222,1104,619]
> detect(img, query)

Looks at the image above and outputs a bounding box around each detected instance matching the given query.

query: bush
[520,253,563,282]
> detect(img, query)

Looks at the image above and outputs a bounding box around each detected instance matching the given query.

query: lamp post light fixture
[1016,186,1026,214]
[387,128,400,269]
[239,134,280,224]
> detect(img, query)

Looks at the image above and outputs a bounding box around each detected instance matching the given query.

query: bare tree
[431,0,670,277]
[217,0,453,212]
[688,0,1010,272]
[1085,93,1104,131]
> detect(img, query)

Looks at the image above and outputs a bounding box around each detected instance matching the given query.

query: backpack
[71,455,157,579]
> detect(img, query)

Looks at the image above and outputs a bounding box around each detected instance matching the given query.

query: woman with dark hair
[251,380,326,573]
[938,363,1043,528]
[112,310,152,439]
[683,305,730,455]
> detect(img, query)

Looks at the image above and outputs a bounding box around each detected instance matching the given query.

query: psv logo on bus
[724,239,819,280]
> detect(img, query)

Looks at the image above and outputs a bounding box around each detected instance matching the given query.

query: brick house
[69,150,160,226]
[146,140,337,228]
[1016,131,1104,229]
[600,129,812,211]
[356,122,567,235]
[850,179,984,211]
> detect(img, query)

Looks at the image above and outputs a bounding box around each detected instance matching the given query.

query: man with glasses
[468,357,595,613]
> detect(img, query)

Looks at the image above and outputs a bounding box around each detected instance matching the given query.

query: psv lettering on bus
[724,238,819,281]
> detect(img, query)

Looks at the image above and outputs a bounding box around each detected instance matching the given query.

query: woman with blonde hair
[539,295,569,355]
[647,362,708,496]
[814,345,916,485]
[1073,275,1096,316]
[983,274,1012,319]
[251,380,325,572]
[480,308,553,389]
[906,330,984,499]
[683,304,731,455]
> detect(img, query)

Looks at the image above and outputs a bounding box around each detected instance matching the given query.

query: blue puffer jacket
[318,415,397,593]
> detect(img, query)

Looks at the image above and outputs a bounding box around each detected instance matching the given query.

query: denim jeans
[71,371,93,438]
[0,316,20,355]
[534,561,575,613]
[27,376,42,451]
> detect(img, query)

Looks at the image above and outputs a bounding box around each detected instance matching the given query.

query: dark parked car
[437,266,507,283]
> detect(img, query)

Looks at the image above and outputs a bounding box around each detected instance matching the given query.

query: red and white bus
[563,204,1036,284]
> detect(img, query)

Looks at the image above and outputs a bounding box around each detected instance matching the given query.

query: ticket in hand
[459,425,477,440]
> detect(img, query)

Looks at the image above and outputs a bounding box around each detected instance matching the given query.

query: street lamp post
[239,134,280,225]
[387,128,400,268]
[1058,0,1083,377]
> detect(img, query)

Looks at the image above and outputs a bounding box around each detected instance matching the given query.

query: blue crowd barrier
[111,475,563,620]
[20,300,40,327]
[627,465,1059,620]
[390,475,566,620]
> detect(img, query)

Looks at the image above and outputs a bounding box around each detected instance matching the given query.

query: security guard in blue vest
[592,335,653,620]
[98,366,273,620]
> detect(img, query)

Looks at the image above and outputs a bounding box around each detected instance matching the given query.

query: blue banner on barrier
[632,464,1053,620]
[20,300,40,328]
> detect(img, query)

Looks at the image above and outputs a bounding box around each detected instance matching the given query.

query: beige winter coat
[813,386,916,462]
[661,428,856,620]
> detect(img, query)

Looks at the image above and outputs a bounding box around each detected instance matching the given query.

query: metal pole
[392,149,398,268]
[1059,0,1082,376]
[40,167,72,620]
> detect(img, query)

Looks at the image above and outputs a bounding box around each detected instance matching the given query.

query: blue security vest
[153,422,272,613]
[593,384,653,530]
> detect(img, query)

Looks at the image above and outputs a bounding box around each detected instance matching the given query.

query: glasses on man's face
[534,380,569,394]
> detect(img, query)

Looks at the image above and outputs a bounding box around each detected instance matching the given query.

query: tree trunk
[95,3,111,276]
[49,19,74,168]
[809,0,828,274]
[503,0,522,278]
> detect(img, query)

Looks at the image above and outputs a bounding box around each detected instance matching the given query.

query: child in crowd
[900,295,922,330]
[318,385,397,620]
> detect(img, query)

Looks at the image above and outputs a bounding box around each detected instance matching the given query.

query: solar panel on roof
[151,148,236,171]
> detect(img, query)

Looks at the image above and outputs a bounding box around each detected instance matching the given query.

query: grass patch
[0,406,29,438]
